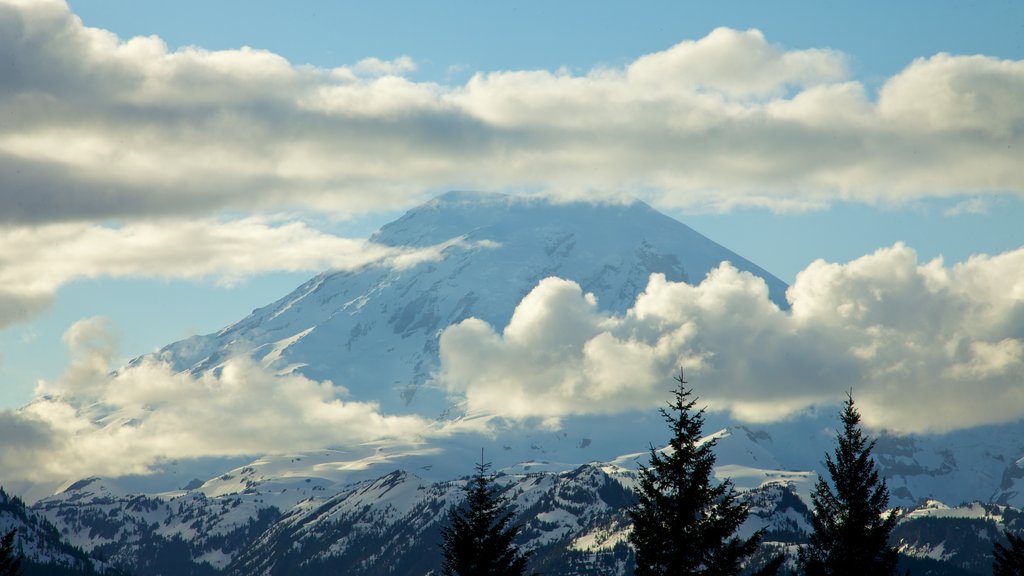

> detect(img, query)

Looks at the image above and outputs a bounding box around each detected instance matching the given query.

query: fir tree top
[440,456,533,576]
[800,391,899,576]
[628,370,766,575]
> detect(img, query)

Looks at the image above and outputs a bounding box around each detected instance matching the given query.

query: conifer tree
[628,370,773,575]
[993,530,1024,576]
[799,392,899,575]
[440,455,532,576]
[0,528,22,576]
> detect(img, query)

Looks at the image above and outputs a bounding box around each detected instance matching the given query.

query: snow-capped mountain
[154,191,788,417]
[14,191,1024,574]
[29,447,811,576]
[29,449,1016,575]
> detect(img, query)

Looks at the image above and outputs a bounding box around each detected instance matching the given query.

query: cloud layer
[0,218,475,328]
[3,243,1022,483]
[1,0,1021,223]
[438,244,1024,433]
[0,317,439,482]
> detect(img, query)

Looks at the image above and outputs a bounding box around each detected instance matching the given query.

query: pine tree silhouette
[799,391,899,575]
[993,530,1024,576]
[0,528,22,576]
[440,453,533,576]
[628,370,775,575]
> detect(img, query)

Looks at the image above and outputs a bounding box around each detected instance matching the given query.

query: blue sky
[62,1,1023,82]
[0,0,1022,417]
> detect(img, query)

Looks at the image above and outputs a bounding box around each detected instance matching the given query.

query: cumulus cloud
[0,218,484,328]
[438,244,1024,433]
[0,1,1021,223]
[0,317,440,482]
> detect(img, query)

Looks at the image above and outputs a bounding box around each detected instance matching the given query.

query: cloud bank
[439,244,1024,434]
[1,0,1021,223]
[0,317,439,482]
[0,218,480,328]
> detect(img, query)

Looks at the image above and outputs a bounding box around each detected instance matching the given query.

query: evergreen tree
[993,530,1024,576]
[439,456,533,576]
[799,392,899,575]
[628,370,774,575]
[0,528,22,576]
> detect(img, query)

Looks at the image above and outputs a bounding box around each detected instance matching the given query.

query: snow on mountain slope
[154,191,788,417]
[0,487,111,574]
[893,499,1024,574]
[34,474,284,573]
[224,463,639,576]
[32,456,1016,576]
[28,430,819,575]
[874,424,1024,508]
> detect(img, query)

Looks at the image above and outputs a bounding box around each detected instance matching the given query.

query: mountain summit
[157,191,788,415]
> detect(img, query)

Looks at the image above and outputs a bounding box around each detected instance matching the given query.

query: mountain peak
[431,189,509,204]
[161,191,789,415]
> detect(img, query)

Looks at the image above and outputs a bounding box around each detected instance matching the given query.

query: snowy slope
[35,456,803,576]
[0,487,111,574]
[33,459,1016,576]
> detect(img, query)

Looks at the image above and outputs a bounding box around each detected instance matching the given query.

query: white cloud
[0,317,440,482]
[878,54,1024,137]
[0,1,1021,223]
[438,244,1024,434]
[626,27,847,98]
[0,218,482,328]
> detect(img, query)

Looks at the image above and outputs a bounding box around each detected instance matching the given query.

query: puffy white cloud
[438,244,1024,433]
[626,27,847,98]
[878,54,1024,136]
[0,217,481,328]
[0,317,440,482]
[0,1,1021,223]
